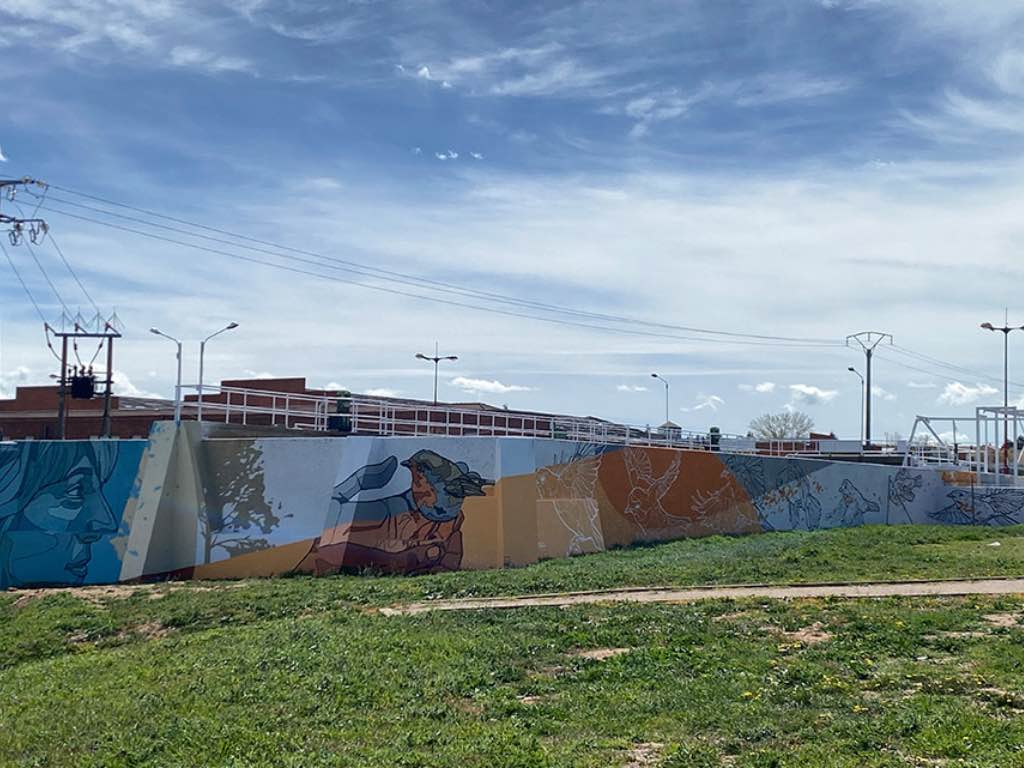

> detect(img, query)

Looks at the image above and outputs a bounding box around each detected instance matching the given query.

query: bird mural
[535,444,605,555]
[930,488,1024,526]
[622,447,683,534]
[831,479,881,527]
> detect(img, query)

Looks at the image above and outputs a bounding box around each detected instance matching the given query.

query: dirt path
[379,578,1024,616]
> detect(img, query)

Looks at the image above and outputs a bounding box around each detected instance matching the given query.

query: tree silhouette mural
[200,442,289,564]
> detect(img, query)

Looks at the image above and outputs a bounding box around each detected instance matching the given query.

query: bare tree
[749,410,815,439]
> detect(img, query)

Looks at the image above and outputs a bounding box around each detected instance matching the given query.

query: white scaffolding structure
[903,405,1024,484]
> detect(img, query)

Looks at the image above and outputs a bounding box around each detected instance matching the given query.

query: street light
[198,322,239,422]
[415,342,458,405]
[150,327,183,425]
[980,313,1024,472]
[847,366,864,445]
[651,373,669,425]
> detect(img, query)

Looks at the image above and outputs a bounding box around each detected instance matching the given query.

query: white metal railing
[173,383,769,450]
[902,408,1024,485]
[169,383,934,461]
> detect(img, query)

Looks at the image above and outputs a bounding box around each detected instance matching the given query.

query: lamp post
[847,366,864,446]
[415,342,457,405]
[198,322,239,422]
[980,312,1024,473]
[150,327,182,425]
[651,373,669,425]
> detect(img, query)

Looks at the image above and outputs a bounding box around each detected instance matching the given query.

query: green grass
[4,525,1024,766]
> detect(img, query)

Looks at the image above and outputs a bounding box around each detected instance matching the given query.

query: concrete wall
[2,425,1022,587]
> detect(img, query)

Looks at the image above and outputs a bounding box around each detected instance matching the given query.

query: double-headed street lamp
[651,372,669,425]
[980,314,1024,467]
[416,342,457,405]
[198,322,239,422]
[847,366,864,445]
[150,327,182,425]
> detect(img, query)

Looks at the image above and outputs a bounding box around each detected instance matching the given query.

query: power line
[38,203,852,350]
[0,240,48,325]
[888,343,1024,389]
[37,183,845,347]
[19,237,71,320]
[14,199,99,315]
[875,350,1024,393]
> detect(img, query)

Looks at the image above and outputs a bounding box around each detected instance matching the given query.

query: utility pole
[415,342,458,404]
[51,321,122,439]
[2,177,124,439]
[846,331,893,448]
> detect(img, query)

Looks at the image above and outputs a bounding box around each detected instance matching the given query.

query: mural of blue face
[0,441,132,588]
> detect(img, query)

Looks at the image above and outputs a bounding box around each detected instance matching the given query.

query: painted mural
[0,439,145,588]
[5,427,1024,588]
[299,449,494,575]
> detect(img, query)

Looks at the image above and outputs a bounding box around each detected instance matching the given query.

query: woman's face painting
[5,456,116,585]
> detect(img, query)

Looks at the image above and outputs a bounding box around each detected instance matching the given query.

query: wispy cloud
[907,380,937,389]
[739,381,776,393]
[617,384,648,392]
[731,73,850,107]
[169,46,252,74]
[681,393,724,412]
[450,376,533,394]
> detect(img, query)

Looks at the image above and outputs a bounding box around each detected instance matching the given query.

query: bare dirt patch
[777,621,832,646]
[623,742,664,768]
[983,612,1020,629]
[573,647,631,661]
[516,693,556,706]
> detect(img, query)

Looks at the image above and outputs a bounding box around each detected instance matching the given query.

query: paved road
[380,578,1024,615]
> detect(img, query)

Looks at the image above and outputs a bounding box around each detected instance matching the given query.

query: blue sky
[2,0,1024,438]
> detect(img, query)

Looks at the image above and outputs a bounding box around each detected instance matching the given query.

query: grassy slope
[4,525,1024,766]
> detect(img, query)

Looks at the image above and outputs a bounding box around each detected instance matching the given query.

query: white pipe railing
[175,383,955,460]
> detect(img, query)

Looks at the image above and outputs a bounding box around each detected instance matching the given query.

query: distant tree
[749,410,815,439]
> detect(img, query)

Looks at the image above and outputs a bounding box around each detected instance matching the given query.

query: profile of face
[1,449,118,587]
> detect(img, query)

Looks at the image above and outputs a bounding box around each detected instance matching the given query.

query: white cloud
[112,370,163,400]
[617,384,648,392]
[434,150,459,160]
[907,380,937,389]
[324,381,346,391]
[470,152,484,160]
[739,381,776,393]
[937,381,998,406]
[0,365,33,399]
[681,393,725,412]
[416,65,432,80]
[871,385,896,401]
[364,387,400,398]
[450,376,533,395]
[788,384,839,406]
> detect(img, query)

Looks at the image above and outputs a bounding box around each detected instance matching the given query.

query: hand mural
[299,449,493,575]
